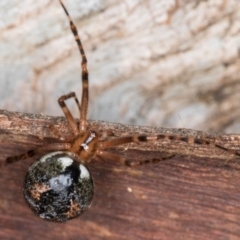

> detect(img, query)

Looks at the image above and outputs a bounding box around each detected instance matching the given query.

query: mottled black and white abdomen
[23,151,94,222]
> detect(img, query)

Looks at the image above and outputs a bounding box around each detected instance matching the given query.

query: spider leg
[99,134,240,157]
[4,143,71,166]
[58,92,80,136]
[49,124,74,142]
[215,145,240,157]
[97,150,175,167]
[49,124,65,140]
[59,0,89,132]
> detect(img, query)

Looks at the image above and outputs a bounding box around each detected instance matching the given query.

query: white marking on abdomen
[79,164,90,179]
[58,157,73,168]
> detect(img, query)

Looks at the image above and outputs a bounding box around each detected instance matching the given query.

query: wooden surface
[1,110,240,240]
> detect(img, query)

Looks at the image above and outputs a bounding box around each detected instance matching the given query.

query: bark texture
[0,110,240,240]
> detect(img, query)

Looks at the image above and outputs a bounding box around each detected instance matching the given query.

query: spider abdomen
[23,151,94,222]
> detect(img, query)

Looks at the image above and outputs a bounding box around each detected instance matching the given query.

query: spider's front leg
[59,0,89,132]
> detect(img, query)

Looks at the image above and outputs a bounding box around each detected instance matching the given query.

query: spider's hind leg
[4,143,71,167]
[5,149,37,166]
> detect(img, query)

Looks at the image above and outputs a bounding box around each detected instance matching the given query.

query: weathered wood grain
[0,110,240,240]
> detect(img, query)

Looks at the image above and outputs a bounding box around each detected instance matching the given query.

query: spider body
[71,131,99,162]
[24,151,93,222]
[3,0,240,222]
[23,130,99,222]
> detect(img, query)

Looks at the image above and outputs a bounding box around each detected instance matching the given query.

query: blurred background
[1,0,240,133]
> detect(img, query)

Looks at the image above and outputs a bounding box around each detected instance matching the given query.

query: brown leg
[99,134,240,157]
[58,92,79,136]
[5,143,71,166]
[97,150,175,167]
[49,124,65,141]
[49,124,74,142]
[59,0,89,132]
[216,145,240,157]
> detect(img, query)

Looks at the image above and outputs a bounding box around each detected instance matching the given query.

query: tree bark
[1,110,240,240]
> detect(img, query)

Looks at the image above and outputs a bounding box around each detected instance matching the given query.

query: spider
[3,0,239,222]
